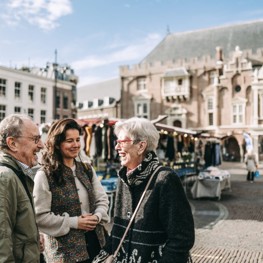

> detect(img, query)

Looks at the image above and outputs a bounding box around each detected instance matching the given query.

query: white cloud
[72,33,162,71]
[3,0,72,30]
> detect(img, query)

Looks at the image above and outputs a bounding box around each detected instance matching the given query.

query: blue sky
[0,0,263,87]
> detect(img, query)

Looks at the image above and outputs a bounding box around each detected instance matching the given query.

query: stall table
[100,177,118,218]
[191,167,231,200]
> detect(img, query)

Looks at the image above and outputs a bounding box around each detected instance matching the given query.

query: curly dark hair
[41,118,82,185]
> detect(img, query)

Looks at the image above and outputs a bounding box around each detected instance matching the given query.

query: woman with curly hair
[33,118,110,263]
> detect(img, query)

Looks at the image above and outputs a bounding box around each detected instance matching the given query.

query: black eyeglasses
[16,135,42,144]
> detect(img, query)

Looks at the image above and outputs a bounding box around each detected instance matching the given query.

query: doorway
[223,136,241,162]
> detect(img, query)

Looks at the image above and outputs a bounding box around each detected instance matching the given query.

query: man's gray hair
[0,114,32,150]
[114,117,160,152]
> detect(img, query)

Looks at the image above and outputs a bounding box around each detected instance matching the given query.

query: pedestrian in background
[33,118,110,263]
[93,117,195,263]
[244,149,258,183]
[0,114,44,262]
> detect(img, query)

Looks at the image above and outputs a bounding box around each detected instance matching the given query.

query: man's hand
[39,233,45,253]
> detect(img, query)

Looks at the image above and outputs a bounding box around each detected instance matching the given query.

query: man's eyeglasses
[115,139,137,147]
[17,135,42,144]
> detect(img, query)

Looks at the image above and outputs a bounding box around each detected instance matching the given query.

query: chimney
[216,46,223,61]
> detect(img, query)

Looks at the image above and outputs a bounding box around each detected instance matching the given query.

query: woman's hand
[78,213,99,231]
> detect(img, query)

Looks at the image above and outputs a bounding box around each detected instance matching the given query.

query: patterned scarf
[118,151,159,186]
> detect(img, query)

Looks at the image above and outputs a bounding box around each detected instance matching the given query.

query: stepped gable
[141,20,263,64]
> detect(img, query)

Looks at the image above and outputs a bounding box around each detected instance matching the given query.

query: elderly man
[0,114,44,262]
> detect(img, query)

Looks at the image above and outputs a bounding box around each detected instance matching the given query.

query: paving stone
[189,162,263,263]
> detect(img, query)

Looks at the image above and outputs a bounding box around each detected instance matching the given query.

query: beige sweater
[33,166,110,237]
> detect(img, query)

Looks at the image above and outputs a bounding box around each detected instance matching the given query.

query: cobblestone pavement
[189,162,263,263]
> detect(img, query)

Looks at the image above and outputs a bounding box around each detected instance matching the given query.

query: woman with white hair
[93,117,195,263]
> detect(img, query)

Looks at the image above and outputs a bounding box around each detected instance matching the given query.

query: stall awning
[151,115,168,124]
[76,118,120,127]
[155,123,197,135]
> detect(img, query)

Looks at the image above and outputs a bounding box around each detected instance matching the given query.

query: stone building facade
[119,20,263,162]
[0,63,78,124]
[31,62,78,120]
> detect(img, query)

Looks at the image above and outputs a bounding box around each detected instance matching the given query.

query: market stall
[191,166,231,200]
[77,117,201,216]
[154,122,198,180]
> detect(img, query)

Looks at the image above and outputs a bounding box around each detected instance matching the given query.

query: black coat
[105,161,195,263]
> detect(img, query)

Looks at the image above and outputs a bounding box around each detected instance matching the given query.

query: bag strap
[112,165,163,259]
[0,162,34,209]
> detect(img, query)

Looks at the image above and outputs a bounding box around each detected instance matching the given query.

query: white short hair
[114,117,160,152]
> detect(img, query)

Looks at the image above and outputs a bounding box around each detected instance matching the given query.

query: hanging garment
[106,125,115,161]
[89,125,97,159]
[84,125,92,157]
[204,142,221,167]
[165,135,175,161]
[94,125,103,158]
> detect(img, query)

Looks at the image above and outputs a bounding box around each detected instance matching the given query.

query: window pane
[164,79,175,93]
[0,78,6,97]
[208,113,213,125]
[137,104,142,114]
[0,105,6,121]
[56,92,60,108]
[15,82,21,98]
[178,79,183,85]
[63,95,68,109]
[137,77,146,91]
[40,110,46,123]
[28,85,34,101]
[28,108,34,119]
[208,98,213,110]
[14,107,21,113]
[41,87,46,103]
[143,103,147,113]
[232,103,244,124]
